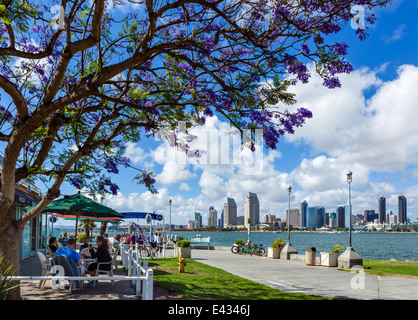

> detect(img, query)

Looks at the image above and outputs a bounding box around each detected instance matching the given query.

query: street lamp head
[288,186,292,195]
[169,199,172,205]
[346,171,352,183]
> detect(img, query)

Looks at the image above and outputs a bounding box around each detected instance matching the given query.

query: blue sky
[7,0,418,227]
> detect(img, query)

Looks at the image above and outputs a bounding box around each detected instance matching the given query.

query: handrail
[119,243,153,300]
[12,245,154,300]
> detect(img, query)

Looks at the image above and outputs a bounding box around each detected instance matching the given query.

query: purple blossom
[68,176,83,189]
[104,160,119,174]
[331,42,349,55]
[323,77,341,89]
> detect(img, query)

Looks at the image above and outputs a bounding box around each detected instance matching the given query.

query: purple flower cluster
[68,176,83,190]
[104,160,119,174]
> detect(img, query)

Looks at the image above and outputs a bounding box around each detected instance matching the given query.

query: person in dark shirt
[87,236,112,275]
[48,237,58,254]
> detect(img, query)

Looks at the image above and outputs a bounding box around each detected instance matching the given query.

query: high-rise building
[208,206,217,228]
[218,209,224,228]
[345,204,352,228]
[224,198,237,227]
[336,205,345,228]
[244,192,259,226]
[194,212,202,228]
[378,196,386,223]
[329,212,337,228]
[306,207,325,229]
[300,200,308,228]
[364,210,377,222]
[398,195,407,225]
[286,208,300,228]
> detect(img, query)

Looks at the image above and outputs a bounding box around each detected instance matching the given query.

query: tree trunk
[0,203,23,300]
[99,222,108,236]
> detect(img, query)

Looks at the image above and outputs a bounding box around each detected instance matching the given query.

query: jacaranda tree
[0,0,390,298]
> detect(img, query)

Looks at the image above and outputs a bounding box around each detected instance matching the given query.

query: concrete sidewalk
[191,248,418,300]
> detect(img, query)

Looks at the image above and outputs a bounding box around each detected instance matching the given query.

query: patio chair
[80,247,96,258]
[37,252,51,289]
[94,248,119,285]
[51,255,83,293]
[46,246,55,259]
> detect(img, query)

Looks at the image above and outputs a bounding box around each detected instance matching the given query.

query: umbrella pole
[75,214,79,243]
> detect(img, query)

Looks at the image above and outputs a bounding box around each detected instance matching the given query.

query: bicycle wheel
[138,246,149,258]
[231,245,238,254]
[258,248,266,256]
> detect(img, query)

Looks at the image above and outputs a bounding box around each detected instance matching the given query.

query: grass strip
[148,258,335,300]
[362,260,418,278]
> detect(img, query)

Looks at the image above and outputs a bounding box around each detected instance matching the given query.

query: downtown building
[223,197,237,227]
[398,195,407,225]
[244,192,260,226]
[286,208,300,228]
[378,196,386,223]
[306,206,325,229]
[208,206,218,228]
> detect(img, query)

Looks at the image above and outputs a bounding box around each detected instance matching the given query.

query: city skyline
[46,1,418,228]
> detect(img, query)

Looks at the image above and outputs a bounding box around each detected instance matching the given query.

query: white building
[208,206,218,228]
[245,192,259,226]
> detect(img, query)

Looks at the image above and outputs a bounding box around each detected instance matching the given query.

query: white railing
[11,245,154,300]
[119,244,154,300]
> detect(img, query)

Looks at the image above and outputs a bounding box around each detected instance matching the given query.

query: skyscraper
[378,196,386,223]
[306,207,325,229]
[398,195,407,225]
[300,200,308,228]
[244,192,259,226]
[208,206,218,228]
[224,198,237,227]
[286,208,300,228]
[336,205,345,228]
[194,212,202,228]
[329,212,337,228]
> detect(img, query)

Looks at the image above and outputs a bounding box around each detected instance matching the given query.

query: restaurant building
[0,155,46,260]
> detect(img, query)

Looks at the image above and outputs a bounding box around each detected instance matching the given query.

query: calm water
[170,231,418,261]
[51,228,418,261]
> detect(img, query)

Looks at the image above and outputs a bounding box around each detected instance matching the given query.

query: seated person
[55,238,86,276]
[87,236,112,285]
[79,237,89,253]
[48,237,58,254]
[58,232,69,246]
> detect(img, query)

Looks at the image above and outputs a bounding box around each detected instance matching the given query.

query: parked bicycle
[252,243,266,256]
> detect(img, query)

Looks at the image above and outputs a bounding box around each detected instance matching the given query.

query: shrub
[0,254,19,300]
[235,239,245,244]
[332,243,344,253]
[177,240,191,247]
[271,237,285,249]
[77,233,87,243]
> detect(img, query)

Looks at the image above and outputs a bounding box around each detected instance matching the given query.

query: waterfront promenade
[19,247,418,300]
[192,248,418,300]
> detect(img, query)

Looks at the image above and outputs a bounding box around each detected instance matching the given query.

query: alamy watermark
[156,121,264,176]
[350,265,365,290]
[351,5,366,30]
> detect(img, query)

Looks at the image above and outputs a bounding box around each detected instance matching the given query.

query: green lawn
[148,258,335,300]
[362,260,418,278]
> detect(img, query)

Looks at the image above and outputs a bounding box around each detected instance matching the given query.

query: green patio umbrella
[25,193,123,239]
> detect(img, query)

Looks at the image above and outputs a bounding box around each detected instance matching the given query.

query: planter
[320,252,340,267]
[268,247,280,259]
[175,247,191,258]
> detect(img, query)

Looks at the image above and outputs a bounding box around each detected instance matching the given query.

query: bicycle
[231,243,240,254]
[238,243,254,255]
[252,243,266,256]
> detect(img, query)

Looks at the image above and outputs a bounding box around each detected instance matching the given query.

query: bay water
[52,228,418,261]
